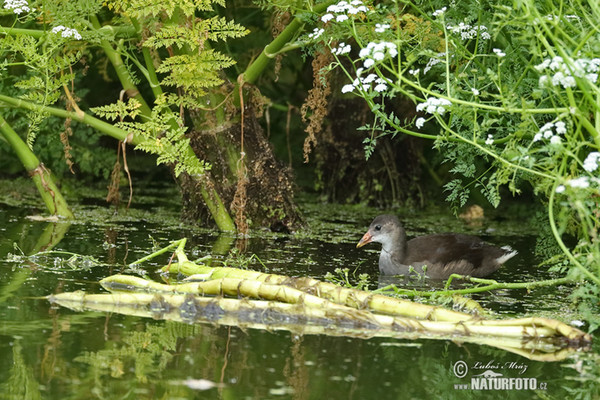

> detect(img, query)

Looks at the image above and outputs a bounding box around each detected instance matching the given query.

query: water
[0,182,598,399]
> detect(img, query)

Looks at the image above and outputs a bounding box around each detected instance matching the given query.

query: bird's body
[357,214,517,279]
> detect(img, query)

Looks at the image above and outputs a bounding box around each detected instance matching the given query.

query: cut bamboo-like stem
[162,263,474,322]
[99,274,591,344]
[47,290,588,360]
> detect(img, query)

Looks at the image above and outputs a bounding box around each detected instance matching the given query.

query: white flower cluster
[3,0,30,14]
[358,41,397,68]
[415,117,426,128]
[485,134,494,145]
[533,120,566,144]
[432,7,447,17]
[321,0,369,23]
[446,23,491,40]
[51,25,83,40]
[331,42,351,55]
[407,53,446,76]
[375,23,390,33]
[425,53,445,74]
[544,14,580,22]
[493,48,506,58]
[536,56,600,89]
[583,151,600,172]
[341,71,388,94]
[556,176,600,192]
[308,28,324,40]
[416,97,452,115]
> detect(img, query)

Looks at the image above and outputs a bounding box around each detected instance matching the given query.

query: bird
[356,214,517,279]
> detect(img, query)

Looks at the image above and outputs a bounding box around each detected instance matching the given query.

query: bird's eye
[374,225,382,231]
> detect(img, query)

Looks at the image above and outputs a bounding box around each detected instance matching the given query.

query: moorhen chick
[356,214,517,279]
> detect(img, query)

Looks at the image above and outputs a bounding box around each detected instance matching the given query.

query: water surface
[0,182,598,399]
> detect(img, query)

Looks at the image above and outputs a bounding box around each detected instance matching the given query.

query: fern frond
[156,51,235,92]
[106,0,221,18]
[91,98,142,121]
[144,17,248,51]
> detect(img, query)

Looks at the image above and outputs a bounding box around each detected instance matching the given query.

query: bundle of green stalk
[48,241,592,361]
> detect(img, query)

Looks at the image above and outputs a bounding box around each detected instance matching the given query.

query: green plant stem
[0,94,140,144]
[92,15,234,232]
[129,238,187,266]
[548,179,600,285]
[0,94,235,231]
[378,276,576,298]
[240,0,336,86]
[90,15,152,119]
[0,25,136,39]
[0,114,73,218]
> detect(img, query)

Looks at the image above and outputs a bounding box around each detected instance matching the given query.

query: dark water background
[0,181,598,399]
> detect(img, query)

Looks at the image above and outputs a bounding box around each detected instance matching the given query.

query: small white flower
[485,134,494,145]
[416,97,452,115]
[415,117,426,129]
[358,47,371,58]
[51,25,83,40]
[372,51,385,61]
[555,185,566,193]
[536,56,600,89]
[471,88,480,96]
[3,0,30,14]
[374,83,387,92]
[375,23,390,33]
[321,13,334,23]
[341,84,355,93]
[362,74,377,83]
[554,121,566,135]
[493,48,506,57]
[409,69,420,76]
[424,54,444,74]
[331,42,351,55]
[583,152,600,172]
[535,59,551,71]
[363,58,375,68]
[567,177,590,189]
[533,133,543,142]
[432,7,447,17]
[308,28,324,40]
[336,14,349,22]
[550,135,562,145]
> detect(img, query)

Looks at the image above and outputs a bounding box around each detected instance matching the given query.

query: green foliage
[155,51,235,93]
[143,17,248,50]
[0,0,248,184]
[106,0,225,19]
[325,267,371,291]
[92,103,210,177]
[305,0,600,324]
[92,98,143,121]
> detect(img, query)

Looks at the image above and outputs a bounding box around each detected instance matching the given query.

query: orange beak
[356,231,373,248]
